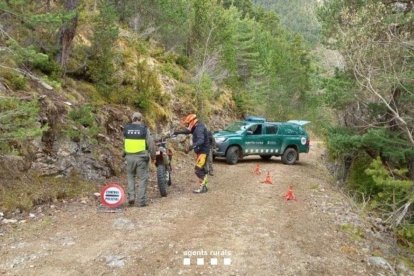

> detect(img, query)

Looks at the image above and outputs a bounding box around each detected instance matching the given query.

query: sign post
[97,183,126,213]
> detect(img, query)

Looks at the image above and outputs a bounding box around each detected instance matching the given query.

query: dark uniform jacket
[190,122,209,154]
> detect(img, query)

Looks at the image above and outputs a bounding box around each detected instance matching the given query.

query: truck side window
[253,124,262,135]
[248,124,262,135]
[265,125,278,134]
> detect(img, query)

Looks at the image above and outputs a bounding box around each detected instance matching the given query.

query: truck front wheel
[226,146,240,165]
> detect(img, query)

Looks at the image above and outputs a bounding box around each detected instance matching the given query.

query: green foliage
[1,0,74,78]
[5,40,60,77]
[347,153,381,199]
[322,70,356,109]
[114,0,191,51]
[222,0,254,18]
[398,224,414,247]
[327,127,414,163]
[254,0,321,45]
[87,1,119,98]
[68,105,96,128]
[0,70,27,90]
[340,223,365,241]
[67,105,100,141]
[195,73,214,119]
[232,89,255,116]
[317,0,414,145]
[161,62,184,81]
[365,158,412,203]
[0,97,46,152]
[28,10,77,27]
[133,61,164,111]
[175,55,190,69]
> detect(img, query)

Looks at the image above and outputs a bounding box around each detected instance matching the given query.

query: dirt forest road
[0,142,403,275]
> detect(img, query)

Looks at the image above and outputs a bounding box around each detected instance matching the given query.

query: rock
[0,212,3,217]
[0,155,31,174]
[39,80,53,90]
[105,255,125,268]
[97,133,110,142]
[374,218,383,224]
[0,81,7,92]
[397,261,410,274]
[368,256,392,270]
[94,192,101,198]
[30,162,60,176]
[29,213,36,218]
[3,219,18,224]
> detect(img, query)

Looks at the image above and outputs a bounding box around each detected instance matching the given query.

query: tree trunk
[408,156,414,180]
[56,0,79,73]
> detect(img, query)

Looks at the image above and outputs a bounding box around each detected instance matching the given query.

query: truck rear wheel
[281,148,298,165]
[226,146,240,165]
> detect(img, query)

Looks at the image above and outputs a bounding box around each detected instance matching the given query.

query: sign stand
[97,183,126,213]
[97,204,125,213]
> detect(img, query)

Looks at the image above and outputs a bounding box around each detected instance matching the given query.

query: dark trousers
[126,154,149,205]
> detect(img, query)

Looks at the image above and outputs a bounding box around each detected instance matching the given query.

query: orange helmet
[182,114,198,130]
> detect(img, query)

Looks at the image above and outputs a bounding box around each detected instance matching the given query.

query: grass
[0,173,97,215]
[340,223,365,241]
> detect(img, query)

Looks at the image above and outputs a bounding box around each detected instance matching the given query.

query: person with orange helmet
[174,113,210,193]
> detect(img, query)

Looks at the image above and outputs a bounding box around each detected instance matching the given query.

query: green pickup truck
[213,116,310,165]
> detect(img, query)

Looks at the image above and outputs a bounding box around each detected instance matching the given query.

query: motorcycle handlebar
[155,133,177,143]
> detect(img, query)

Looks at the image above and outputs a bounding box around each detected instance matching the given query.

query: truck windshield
[223,121,248,132]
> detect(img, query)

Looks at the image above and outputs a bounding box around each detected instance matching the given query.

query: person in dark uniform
[123,112,155,206]
[174,114,210,193]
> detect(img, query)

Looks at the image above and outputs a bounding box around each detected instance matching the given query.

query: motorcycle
[154,134,173,197]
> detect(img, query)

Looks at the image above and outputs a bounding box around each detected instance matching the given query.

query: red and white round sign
[100,183,126,208]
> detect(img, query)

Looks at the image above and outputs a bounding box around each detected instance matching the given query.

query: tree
[318,0,414,242]
[87,0,119,98]
[56,0,79,72]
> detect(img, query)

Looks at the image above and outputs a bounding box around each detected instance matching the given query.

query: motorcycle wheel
[157,164,168,197]
[167,169,172,186]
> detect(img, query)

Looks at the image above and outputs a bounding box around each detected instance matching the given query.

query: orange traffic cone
[261,172,272,184]
[284,185,296,201]
[253,164,262,175]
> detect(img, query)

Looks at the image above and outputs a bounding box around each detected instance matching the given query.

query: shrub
[68,105,96,127]
[67,105,100,142]
[175,55,190,69]
[0,97,46,153]
[6,72,27,90]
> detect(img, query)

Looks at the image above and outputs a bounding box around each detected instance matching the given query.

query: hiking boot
[128,199,135,206]
[139,203,148,207]
[193,185,208,194]
[209,171,214,176]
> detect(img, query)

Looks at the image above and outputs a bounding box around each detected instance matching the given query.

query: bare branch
[353,63,414,145]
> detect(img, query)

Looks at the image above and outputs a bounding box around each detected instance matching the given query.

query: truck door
[263,124,281,155]
[243,124,265,155]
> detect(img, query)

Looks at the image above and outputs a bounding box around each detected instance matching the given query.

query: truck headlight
[215,137,227,143]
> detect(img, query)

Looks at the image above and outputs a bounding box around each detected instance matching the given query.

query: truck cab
[213,117,310,165]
